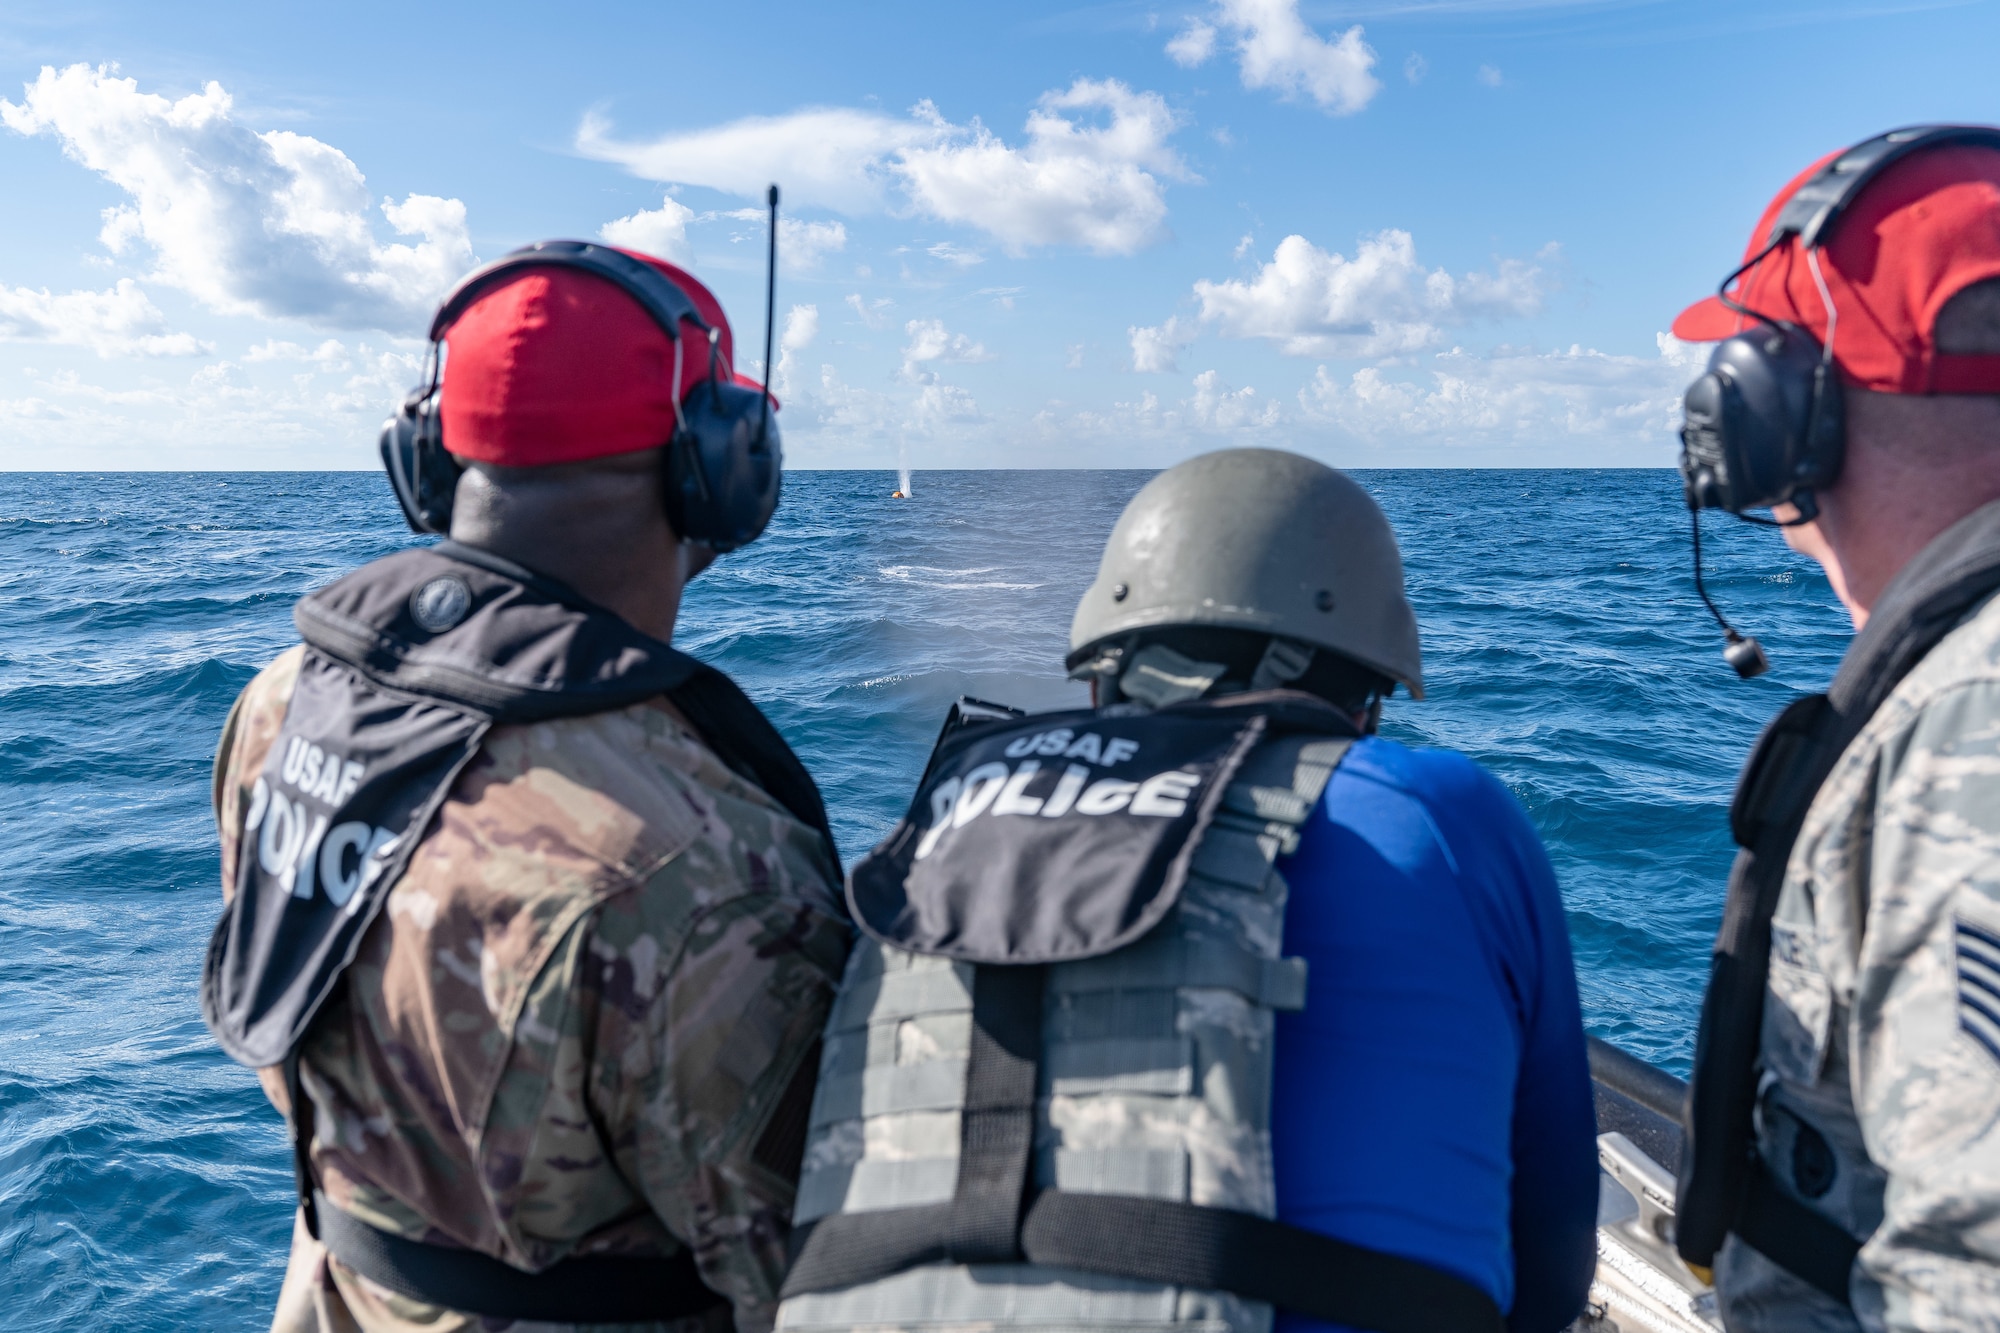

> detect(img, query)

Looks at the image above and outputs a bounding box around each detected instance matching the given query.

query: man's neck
[470,531,687,642]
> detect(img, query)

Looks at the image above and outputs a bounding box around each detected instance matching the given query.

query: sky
[0,0,1995,471]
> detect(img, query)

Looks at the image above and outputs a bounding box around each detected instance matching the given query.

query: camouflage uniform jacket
[1716,588,2000,1333]
[213,645,852,1333]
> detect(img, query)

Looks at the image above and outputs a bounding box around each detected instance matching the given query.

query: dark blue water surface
[0,469,1852,1328]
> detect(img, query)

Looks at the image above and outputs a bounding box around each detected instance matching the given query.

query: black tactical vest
[200,540,836,1323]
[1678,500,2000,1302]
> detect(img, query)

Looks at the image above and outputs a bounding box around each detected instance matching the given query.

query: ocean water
[0,468,1853,1329]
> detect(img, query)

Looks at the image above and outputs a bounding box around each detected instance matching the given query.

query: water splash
[897,440,913,497]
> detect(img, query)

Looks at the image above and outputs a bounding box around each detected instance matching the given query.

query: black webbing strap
[948,964,1045,1261]
[1736,1158,1861,1304]
[1022,1192,1503,1333]
[783,1201,957,1292]
[284,1052,321,1239]
[317,1192,726,1323]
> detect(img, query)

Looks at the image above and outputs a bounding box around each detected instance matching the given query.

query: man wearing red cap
[1669,130,2000,1330]
[204,245,850,1333]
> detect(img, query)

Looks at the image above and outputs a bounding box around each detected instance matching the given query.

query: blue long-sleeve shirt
[1272,736,1598,1333]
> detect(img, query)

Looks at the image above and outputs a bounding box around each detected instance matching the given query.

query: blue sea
[0,469,1853,1328]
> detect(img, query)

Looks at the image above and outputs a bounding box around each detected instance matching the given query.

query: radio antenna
[759,183,779,443]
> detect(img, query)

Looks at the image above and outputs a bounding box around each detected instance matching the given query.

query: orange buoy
[891,490,907,499]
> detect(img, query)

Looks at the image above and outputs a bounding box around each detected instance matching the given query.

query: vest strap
[1020,1192,1503,1333]
[784,1193,1502,1333]
[947,964,1045,1263]
[1734,1156,1860,1304]
[316,1193,725,1324]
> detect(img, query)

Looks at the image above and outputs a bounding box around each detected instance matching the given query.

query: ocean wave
[877,563,1044,590]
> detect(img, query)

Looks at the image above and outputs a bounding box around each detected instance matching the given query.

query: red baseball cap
[438,248,771,467]
[1672,138,2000,394]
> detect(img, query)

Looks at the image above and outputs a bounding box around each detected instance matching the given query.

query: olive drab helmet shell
[1070,448,1424,699]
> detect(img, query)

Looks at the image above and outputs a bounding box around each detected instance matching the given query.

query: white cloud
[1033,369,1283,446]
[1296,335,1702,444]
[1172,0,1382,115]
[1404,52,1428,84]
[765,351,990,460]
[1129,316,1197,373]
[899,81,1187,255]
[578,106,932,215]
[913,382,984,427]
[846,293,894,329]
[0,340,426,467]
[2,64,473,332]
[1188,368,1281,429]
[782,218,849,271]
[1657,331,1714,373]
[901,317,994,382]
[715,210,850,272]
[0,278,208,356]
[1478,64,1504,87]
[776,303,818,396]
[1167,20,1218,66]
[928,242,984,267]
[783,304,820,350]
[244,337,350,367]
[1191,230,1549,357]
[600,194,696,264]
[580,79,1190,256]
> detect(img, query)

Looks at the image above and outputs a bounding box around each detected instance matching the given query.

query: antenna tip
[768,183,780,208]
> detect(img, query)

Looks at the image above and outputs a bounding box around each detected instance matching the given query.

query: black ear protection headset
[381,186,785,552]
[1679,126,2000,678]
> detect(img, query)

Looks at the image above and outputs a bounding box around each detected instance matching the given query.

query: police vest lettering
[252,741,392,907]
[851,703,1263,964]
[781,693,1508,1333]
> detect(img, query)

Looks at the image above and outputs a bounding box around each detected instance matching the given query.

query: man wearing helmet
[203,245,850,1333]
[774,449,1599,1333]
[1670,130,2000,1330]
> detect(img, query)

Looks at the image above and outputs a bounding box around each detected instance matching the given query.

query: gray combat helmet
[1069,447,1424,698]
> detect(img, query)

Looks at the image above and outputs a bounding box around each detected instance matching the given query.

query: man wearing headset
[1670,131,2000,1329]
[204,245,850,1333]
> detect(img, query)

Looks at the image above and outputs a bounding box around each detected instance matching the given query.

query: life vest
[200,540,836,1325]
[1678,500,2000,1303]
[775,691,1503,1333]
